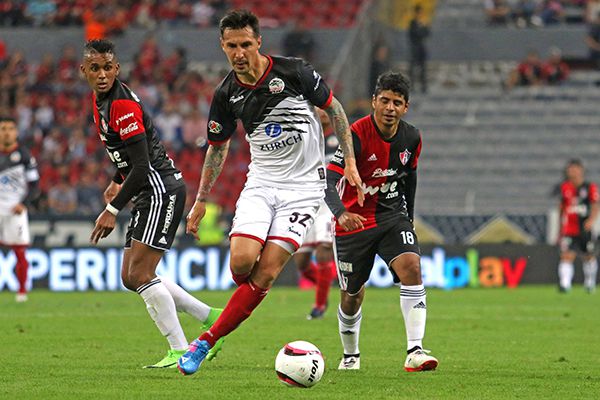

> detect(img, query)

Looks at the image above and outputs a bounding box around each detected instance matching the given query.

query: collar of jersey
[370,114,399,143]
[234,55,273,90]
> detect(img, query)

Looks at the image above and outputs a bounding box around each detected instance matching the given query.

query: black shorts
[125,185,185,251]
[334,218,420,295]
[560,232,596,254]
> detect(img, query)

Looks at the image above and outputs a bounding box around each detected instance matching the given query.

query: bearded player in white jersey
[0,116,39,302]
[177,9,363,375]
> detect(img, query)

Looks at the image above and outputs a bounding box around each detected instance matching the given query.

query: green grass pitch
[1,286,599,399]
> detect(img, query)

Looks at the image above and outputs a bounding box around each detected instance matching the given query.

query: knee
[251,270,277,289]
[230,251,258,275]
[121,264,154,291]
[340,294,361,315]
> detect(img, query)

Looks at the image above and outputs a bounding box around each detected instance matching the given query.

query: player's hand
[186,200,207,240]
[584,218,594,232]
[12,203,26,215]
[344,158,364,207]
[338,211,366,232]
[90,210,116,244]
[104,181,121,204]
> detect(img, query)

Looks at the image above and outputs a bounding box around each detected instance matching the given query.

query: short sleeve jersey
[207,55,332,190]
[92,79,183,199]
[0,145,39,216]
[560,181,599,236]
[328,115,422,236]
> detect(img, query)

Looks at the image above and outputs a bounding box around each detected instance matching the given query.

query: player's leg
[294,246,317,284]
[582,255,597,293]
[337,287,365,370]
[13,245,29,301]
[558,236,576,292]
[384,220,437,372]
[9,212,31,302]
[310,242,334,319]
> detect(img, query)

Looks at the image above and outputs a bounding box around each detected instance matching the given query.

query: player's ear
[371,94,376,109]
[257,35,262,49]
[115,62,120,76]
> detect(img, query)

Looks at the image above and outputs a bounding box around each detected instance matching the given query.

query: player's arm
[323,96,364,206]
[104,171,123,204]
[324,168,366,232]
[186,140,231,239]
[14,151,40,214]
[585,183,599,231]
[405,133,422,222]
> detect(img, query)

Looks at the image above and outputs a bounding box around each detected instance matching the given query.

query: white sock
[583,258,598,289]
[338,305,361,356]
[137,277,188,351]
[158,275,211,322]
[558,261,574,290]
[400,284,427,351]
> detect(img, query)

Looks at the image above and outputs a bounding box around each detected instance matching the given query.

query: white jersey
[0,146,39,216]
[207,55,332,191]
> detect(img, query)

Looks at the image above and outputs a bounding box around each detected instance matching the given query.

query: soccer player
[293,109,336,320]
[557,159,599,293]
[325,71,438,372]
[80,39,223,369]
[0,116,39,302]
[177,9,362,375]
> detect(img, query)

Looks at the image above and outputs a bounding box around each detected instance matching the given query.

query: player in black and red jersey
[80,39,223,369]
[325,71,438,372]
[558,159,599,293]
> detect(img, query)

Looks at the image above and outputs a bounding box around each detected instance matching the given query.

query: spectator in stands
[586,0,600,23]
[408,5,430,94]
[513,0,539,28]
[539,0,565,25]
[47,174,77,214]
[542,47,569,84]
[505,50,544,90]
[24,0,57,27]
[369,40,390,98]
[154,101,183,150]
[191,0,216,28]
[0,39,7,69]
[76,162,104,215]
[484,0,511,25]
[586,11,600,69]
[282,19,316,62]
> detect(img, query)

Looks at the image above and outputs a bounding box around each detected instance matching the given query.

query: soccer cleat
[404,349,438,372]
[143,349,186,369]
[338,355,360,370]
[15,293,28,303]
[177,339,211,375]
[307,307,326,320]
[585,286,596,294]
[201,308,224,361]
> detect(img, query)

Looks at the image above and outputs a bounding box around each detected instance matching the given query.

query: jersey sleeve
[589,183,599,203]
[23,149,39,182]
[410,132,422,170]
[297,60,333,108]
[327,130,361,175]
[207,88,236,145]
[110,99,145,141]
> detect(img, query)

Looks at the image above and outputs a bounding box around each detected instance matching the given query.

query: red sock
[315,261,334,309]
[199,280,268,347]
[13,246,29,294]
[231,269,250,286]
[301,261,318,284]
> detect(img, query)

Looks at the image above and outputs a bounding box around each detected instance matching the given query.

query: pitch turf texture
[1,287,599,399]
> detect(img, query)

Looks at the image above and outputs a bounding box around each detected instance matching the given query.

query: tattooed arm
[186,141,231,239]
[324,96,364,206]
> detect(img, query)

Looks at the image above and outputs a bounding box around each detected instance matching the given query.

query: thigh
[127,185,185,251]
[1,212,30,245]
[230,185,275,245]
[377,219,421,283]
[579,231,596,254]
[334,228,379,295]
[268,189,321,250]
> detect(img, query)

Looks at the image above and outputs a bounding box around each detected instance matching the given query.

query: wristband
[105,203,119,216]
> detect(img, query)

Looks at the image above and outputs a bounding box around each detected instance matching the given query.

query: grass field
[1,286,599,399]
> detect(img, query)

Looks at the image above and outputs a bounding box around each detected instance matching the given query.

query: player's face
[0,121,18,147]
[220,27,262,75]
[372,90,409,129]
[80,52,120,95]
[566,164,584,184]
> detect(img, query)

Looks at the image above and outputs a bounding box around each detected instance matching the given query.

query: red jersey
[328,115,421,236]
[560,181,598,236]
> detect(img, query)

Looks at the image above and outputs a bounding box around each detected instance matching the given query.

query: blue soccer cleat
[177,339,211,376]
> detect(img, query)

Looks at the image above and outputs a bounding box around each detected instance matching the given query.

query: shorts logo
[208,120,223,134]
[399,149,411,166]
[338,261,353,273]
[162,194,177,234]
[268,78,285,94]
[264,123,282,138]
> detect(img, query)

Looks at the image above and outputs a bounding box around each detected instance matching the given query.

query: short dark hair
[219,9,260,38]
[83,39,116,57]
[567,158,583,168]
[374,71,410,101]
[0,116,16,124]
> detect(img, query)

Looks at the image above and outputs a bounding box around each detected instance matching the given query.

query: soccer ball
[275,340,325,388]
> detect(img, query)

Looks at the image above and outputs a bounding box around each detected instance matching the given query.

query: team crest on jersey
[10,151,21,163]
[399,149,411,165]
[268,78,285,94]
[208,120,223,134]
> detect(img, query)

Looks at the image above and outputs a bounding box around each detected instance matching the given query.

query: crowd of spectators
[0,38,249,219]
[484,0,600,27]
[504,47,570,90]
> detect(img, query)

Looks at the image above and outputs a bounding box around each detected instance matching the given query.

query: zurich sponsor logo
[264,123,282,138]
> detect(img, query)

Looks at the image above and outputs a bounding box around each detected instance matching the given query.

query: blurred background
[1,0,599,291]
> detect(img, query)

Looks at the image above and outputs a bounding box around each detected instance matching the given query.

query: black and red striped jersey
[560,181,599,236]
[92,79,183,198]
[328,114,421,236]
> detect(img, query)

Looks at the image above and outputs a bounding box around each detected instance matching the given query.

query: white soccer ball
[275,340,325,388]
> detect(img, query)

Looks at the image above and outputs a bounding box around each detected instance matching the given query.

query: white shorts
[0,211,30,245]
[230,185,323,251]
[297,200,334,253]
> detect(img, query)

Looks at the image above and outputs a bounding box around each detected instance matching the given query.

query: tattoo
[324,97,355,160]
[196,141,230,201]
